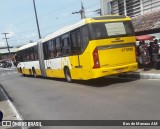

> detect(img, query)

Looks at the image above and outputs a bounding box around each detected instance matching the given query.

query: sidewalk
[119,68,160,79]
[0,85,23,129]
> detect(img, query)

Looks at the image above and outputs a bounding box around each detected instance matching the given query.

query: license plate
[116,68,124,73]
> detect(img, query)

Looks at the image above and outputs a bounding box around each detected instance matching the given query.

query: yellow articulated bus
[16,15,138,82]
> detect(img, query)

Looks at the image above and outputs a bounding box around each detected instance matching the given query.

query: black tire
[32,68,37,78]
[64,68,72,82]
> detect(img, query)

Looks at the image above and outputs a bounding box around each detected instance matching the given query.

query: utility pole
[33,0,41,39]
[72,1,86,19]
[93,9,102,16]
[2,33,11,59]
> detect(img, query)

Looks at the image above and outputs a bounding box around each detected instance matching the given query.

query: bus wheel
[32,68,37,78]
[64,68,72,82]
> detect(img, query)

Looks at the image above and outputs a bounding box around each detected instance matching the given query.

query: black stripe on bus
[93,16,126,20]
[97,42,135,50]
[111,40,124,43]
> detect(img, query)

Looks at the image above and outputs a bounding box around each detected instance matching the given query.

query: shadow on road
[22,74,138,88]
[73,77,138,87]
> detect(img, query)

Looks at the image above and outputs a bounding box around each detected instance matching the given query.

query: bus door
[70,29,82,68]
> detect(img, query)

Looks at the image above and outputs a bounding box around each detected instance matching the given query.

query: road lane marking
[0,86,28,129]
[0,67,16,71]
[0,72,17,76]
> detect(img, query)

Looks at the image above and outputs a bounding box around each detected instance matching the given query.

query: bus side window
[51,40,56,58]
[55,37,62,57]
[43,43,48,60]
[34,46,38,60]
[21,50,25,61]
[30,47,34,61]
[17,51,23,62]
[71,29,81,54]
[81,25,90,51]
[26,48,30,61]
[26,49,28,61]
[48,40,52,59]
[77,30,81,52]
[62,34,70,56]
[49,40,56,59]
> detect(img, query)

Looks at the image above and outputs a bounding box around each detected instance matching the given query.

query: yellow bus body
[44,38,137,80]
[17,16,138,80]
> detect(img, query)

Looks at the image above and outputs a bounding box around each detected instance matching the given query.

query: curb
[119,72,160,79]
[0,85,28,129]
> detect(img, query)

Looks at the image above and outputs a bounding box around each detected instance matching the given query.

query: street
[1,0,160,129]
[0,68,160,129]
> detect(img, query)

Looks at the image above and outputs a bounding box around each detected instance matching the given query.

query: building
[132,9,160,36]
[101,0,160,17]
[0,47,18,60]
[100,0,160,40]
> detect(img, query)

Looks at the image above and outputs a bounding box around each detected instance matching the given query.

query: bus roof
[92,15,128,20]
[18,15,131,50]
[41,19,86,43]
[19,42,37,51]
[41,15,130,43]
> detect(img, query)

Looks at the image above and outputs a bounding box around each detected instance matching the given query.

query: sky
[0,0,100,47]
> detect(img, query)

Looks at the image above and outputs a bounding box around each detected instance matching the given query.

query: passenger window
[26,48,30,61]
[34,46,38,60]
[77,31,81,52]
[55,37,62,57]
[71,29,81,54]
[17,51,23,62]
[62,38,70,55]
[61,34,70,56]
[30,47,34,60]
[22,50,26,61]
[48,40,53,59]
[50,40,56,58]
[81,26,90,51]
[43,43,49,60]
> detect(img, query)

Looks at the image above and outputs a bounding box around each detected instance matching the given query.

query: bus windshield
[90,21,135,40]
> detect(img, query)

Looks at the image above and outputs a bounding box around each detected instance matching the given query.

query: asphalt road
[0,68,160,129]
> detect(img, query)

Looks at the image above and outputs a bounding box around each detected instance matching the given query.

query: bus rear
[85,16,138,79]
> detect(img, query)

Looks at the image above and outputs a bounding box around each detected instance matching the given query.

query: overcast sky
[0,0,100,47]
